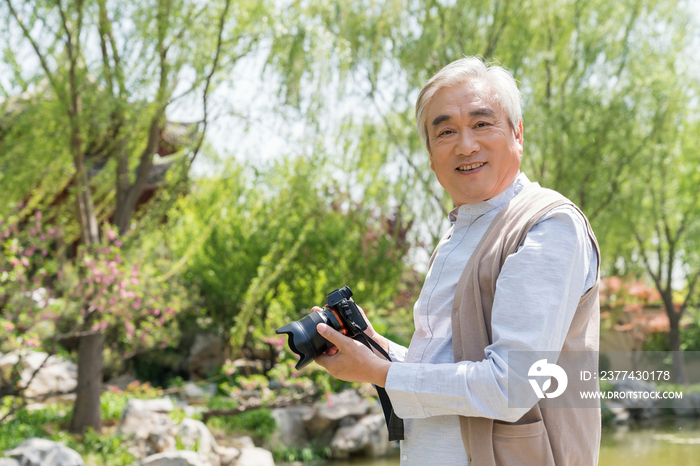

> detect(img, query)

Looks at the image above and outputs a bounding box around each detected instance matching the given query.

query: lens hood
[276,311,334,369]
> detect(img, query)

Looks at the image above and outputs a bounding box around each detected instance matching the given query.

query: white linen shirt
[384,172,597,465]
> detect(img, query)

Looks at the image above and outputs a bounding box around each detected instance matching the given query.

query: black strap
[351,325,405,441]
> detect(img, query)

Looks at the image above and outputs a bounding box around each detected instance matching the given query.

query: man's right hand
[312,303,390,357]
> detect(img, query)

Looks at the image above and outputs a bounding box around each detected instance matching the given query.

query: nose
[455,129,479,156]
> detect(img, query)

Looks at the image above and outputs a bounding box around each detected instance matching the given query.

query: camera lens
[276,309,341,369]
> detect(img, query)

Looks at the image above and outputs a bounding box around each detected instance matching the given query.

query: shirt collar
[448,172,531,224]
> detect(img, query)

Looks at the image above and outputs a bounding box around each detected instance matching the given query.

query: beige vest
[431,183,601,465]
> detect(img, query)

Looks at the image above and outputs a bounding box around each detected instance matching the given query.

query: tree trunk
[665,297,687,384]
[70,331,104,433]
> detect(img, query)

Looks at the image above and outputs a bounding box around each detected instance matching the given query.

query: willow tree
[264,0,692,251]
[1,0,269,432]
[263,0,700,376]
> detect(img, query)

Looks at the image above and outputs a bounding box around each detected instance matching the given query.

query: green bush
[0,405,135,466]
[273,444,331,463]
[205,408,276,445]
[100,391,129,421]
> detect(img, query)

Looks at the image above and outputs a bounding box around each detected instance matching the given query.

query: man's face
[425,80,523,207]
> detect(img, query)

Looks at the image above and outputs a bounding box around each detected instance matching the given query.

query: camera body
[276,286,367,369]
[324,286,367,336]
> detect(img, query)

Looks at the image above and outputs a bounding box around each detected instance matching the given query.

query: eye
[475,121,491,128]
[438,129,454,137]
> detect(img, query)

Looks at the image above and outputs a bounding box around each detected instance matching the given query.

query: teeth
[457,162,485,171]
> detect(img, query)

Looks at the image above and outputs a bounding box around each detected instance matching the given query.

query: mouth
[456,162,486,172]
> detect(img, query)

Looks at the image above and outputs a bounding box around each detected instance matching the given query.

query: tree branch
[4,0,68,111]
[188,0,231,171]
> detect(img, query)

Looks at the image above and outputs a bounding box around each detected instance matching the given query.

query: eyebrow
[431,107,495,127]
[431,114,452,126]
[470,107,495,117]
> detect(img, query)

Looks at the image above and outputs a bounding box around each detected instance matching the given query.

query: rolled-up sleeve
[384,206,597,421]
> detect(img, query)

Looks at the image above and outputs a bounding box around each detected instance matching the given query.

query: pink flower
[130,277,140,286]
[35,211,42,221]
[42,250,48,256]
[114,240,123,247]
[3,322,14,331]
[107,229,117,241]
[21,257,29,267]
[26,339,40,348]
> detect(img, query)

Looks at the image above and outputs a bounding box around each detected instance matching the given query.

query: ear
[515,119,524,156]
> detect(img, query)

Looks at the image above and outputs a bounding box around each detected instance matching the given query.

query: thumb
[317,323,346,348]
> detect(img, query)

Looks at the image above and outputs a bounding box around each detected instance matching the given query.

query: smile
[456,162,486,171]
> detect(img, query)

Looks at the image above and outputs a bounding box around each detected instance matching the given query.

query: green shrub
[272,444,331,463]
[206,408,276,445]
[100,391,129,421]
[0,405,135,466]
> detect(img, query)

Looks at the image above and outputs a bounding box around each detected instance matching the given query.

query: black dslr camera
[275,285,405,441]
[276,286,367,369]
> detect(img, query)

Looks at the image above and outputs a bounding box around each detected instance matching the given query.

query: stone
[235,448,275,466]
[177,418,219,466]
[672,392,700,417]
[0,351,77,401]
[270,406,313,448]
[188,334,225,380]
[119,400,178,458]
[124,398,175,415]
[4,438,84,466]
[214,447,240,466]
[604,401,630,423]
[228,437,255,450]
[330,413,391,458]
[610,379,662,420]
[140,450,211,466]
[303,389,371,445]
[0,458,20,466]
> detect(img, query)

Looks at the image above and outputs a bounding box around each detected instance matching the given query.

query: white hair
[415,57,522,150]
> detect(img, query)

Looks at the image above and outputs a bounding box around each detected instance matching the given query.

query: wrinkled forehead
[424,79,502,123]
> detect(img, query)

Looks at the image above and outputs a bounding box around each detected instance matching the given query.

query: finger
[312,306,323,313]
[317,323,348,349]
[323,346,339,356]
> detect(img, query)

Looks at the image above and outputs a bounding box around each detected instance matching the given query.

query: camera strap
[351,326,405,441]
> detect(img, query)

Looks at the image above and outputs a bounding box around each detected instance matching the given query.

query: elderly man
[314,57,600,465]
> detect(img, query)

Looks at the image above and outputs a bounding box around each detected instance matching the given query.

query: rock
[4,438,84,466]
[330,413,391,458]
[235,448,275,466]
[105,371,139,391]
[604,401,630,423]
[214,447,240,466]
[180,383,217,402]
[119,399,178,458]
[0,351,77,401]
[229,437,255,450]
[610,379,662,420]
[188,334,225,381]
[0,458,20,466]
[672,392,700,417]
[177,418,219,466]
[303,390,371,445]
[270,406,313,448]
[124,398,175,415]
[140,450,211,466]
[231,359,265,375]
